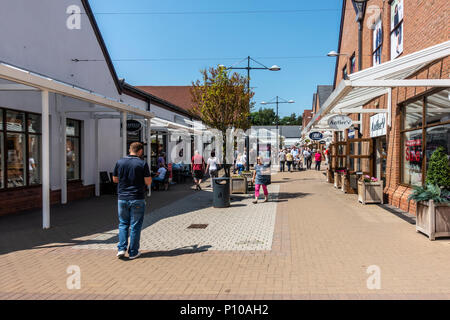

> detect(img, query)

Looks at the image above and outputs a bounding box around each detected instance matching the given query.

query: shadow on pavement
[138,244,212,259]
[0,182,200,256]
[276,192,311,200]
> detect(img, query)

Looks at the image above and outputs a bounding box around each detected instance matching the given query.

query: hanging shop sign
[309,132,323,141]
[127,119,142,132]
[370,113,387,138]
[319,140,326,145]
[327,115,353,130]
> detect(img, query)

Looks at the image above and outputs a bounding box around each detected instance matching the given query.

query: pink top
[314,153,322,161]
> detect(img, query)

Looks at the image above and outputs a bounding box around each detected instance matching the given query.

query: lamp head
[288,100,295,103]
[269,65,281,71]
[327,50,339,57]
[261,101,267,105]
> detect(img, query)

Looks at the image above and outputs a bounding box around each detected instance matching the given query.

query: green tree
[279,113,303,125]
[426,146,450,188]
[190,66,254,176]
[250,108,278,125]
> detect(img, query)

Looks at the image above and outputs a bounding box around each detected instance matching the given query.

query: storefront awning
[0,61,155,119]
[303,40,450,133]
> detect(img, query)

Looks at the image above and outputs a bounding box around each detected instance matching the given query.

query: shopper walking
[191,150,205,190]
[206,151,220,179]
[286,150,294,172]
[303,148,310,169]
[252,157,270,204]
[112,142,152,260]
[315,150,322,171]
[236,153,245,174]
[278,149,286,172]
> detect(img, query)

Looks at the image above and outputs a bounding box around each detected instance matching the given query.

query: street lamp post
[220,56,280,171]
[261,96,295,151]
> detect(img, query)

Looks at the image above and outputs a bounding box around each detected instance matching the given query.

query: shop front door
[375,136,387,186]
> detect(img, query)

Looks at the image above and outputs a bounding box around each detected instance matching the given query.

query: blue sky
[89,0,343,118]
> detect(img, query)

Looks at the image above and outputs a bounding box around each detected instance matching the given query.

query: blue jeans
[118,199,146,256]
[151,176,164,188]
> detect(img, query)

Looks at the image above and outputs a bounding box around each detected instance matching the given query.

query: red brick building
[304,0,449,215]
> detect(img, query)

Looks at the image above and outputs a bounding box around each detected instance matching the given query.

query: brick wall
[333,0,449,215]
[0,182,95,216]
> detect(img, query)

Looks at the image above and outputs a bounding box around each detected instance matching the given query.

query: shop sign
[309,132,323,141]
[127,120,142,132]
[327,115,353,130]
[370,113,387,138]
[319,140,326,145]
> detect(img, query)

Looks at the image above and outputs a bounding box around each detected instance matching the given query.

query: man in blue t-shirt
[113,142,152,259]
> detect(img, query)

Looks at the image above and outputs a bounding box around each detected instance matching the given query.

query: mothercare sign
[370,113,387,137]
[327,115,352,130]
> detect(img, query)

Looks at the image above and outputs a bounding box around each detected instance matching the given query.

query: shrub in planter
[425,146,450,188]
[408,146,450,240]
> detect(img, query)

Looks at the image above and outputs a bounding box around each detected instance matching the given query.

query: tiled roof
[137,86,194,112]
[316,85,333,108]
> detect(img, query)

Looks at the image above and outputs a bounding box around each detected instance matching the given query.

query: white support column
[121,112,127,157]
[42,90,50,229]
[146,118,152,197]
[94,118,100,197]
[60,110,67,204]
[387,87,392,128]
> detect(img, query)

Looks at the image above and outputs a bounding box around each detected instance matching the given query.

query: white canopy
[303,40,450,133]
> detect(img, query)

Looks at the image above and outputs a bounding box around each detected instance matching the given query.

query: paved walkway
[1,170,449,300]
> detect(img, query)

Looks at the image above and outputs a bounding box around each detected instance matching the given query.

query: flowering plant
[362,175,378,183]
[336,169,347,174]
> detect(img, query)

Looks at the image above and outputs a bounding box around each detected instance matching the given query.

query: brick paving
[1,170,450,300]
[74,185,279,252]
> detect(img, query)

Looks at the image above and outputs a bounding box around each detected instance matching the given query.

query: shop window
[28,135,41,185]
[401,89,450,186]
[373,19,383,66]
[6,110,25,132]
[402,129,423,186]
[66,119,81,181]
[425,124,450,172]
[342,65,348,80]
[350,54,356,74]
[0,108,42,189]
[390,0,404,60]
[403,100,423,129]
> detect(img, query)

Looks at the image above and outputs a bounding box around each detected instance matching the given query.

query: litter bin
[212,177,230,208]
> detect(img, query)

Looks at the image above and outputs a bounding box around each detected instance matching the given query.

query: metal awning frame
[304,40,450,133]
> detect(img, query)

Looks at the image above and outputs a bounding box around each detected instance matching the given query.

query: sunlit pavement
[1,169,449,300]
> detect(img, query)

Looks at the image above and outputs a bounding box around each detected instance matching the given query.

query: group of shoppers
[302,147,324,171]
[278,146,302,172]
[278,146,325,172]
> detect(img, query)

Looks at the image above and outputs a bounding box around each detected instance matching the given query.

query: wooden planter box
[340,174,357,194]
[230,176,247,194]
[358,180,384,204]
[416,200,450,241]
[334,172,342,188]
[327,169,334,183]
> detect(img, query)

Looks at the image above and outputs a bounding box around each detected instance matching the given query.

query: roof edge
[80,0,122,94]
